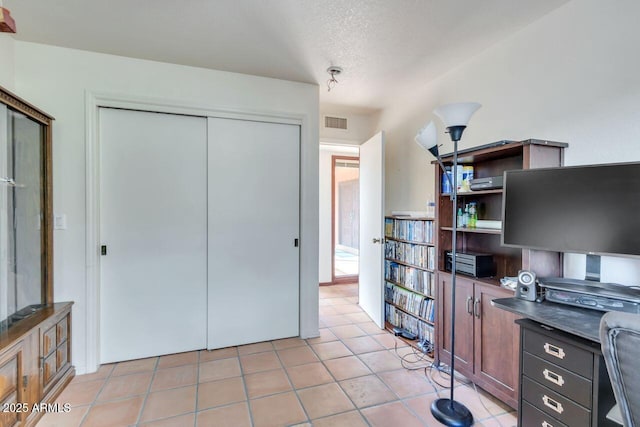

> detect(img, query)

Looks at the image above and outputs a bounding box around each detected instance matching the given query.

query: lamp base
[430,398,473,427]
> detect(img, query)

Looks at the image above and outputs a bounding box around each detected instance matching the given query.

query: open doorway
[319,144,359,286]
[332,156,360,283]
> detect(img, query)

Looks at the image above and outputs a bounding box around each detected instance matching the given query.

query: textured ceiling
[5,0,569,112]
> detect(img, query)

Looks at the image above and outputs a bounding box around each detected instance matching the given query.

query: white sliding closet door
[99,108,207,363]
[207,117,300,349]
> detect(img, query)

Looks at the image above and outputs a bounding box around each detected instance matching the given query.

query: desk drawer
[523,327,593,378]
[522,400,568,427]
[522,377,590,426]
[523,352,592,408]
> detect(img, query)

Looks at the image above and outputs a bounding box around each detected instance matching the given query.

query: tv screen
[502,162,640,257]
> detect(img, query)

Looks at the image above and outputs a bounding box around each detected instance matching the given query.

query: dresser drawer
[523,351,592,408]
[522,400,568,427]
[522,377,590,426]
[42,325,57,357]
[523,327,593,378]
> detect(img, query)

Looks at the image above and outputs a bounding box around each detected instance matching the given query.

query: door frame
[331,155,360,284]
[84,91,314,374]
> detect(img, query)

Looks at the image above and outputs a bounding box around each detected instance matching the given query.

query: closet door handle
[466,296,473,314]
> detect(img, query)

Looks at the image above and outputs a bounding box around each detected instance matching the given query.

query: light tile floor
[37,284,517,426]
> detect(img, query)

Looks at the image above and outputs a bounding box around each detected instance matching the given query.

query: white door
[359,132,385,327]
[207,117,300,349]
[99,108,208,363]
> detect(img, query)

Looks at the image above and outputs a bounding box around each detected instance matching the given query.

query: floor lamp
[415,102,481,427]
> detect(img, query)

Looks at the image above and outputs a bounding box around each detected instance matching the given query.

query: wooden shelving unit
[0,85,74,427]
[383,216,436,355]
[434,139,568,409]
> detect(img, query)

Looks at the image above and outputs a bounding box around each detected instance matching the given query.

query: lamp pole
[414,103,480,427]
[429,128,473,427]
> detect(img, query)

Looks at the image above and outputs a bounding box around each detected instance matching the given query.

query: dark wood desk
[492,298,617,427]
[492,297,604,342]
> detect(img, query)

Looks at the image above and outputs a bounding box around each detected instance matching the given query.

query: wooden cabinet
[41,307,72,399]
[0,303,73,427]
[434,139,567,408]
[0,341,25,427]
[383,216,436,353]
[0,86,74,426]
[438,272,520,407]
[518,319,616,427]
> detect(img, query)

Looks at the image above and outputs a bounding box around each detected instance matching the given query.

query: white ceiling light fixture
[326,66,342,92]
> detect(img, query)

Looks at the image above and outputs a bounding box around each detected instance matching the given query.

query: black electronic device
[538,278,640,313]
[515,270,544,302]
[470,175,503,190]
[502,162,640,257]
[445,251,495,278]
[401,330,417,340]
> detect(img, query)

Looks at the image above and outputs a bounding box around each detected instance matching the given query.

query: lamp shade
[433,102,481,128]
[415,121,439,158]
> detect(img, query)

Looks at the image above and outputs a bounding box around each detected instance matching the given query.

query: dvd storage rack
[383,216,436,354]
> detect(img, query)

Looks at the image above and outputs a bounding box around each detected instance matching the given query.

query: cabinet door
[474,283,519,406]
[438,273,474,375]
[0,342,24,427]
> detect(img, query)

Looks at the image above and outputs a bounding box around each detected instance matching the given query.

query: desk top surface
[492,297,604,342]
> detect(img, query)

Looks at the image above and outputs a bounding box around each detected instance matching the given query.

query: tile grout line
[311,299,374,426]
[272,343,313,426]
[133,356,160,426]
[193,350,201,427]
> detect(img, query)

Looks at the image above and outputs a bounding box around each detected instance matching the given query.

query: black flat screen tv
[501,162,640,258]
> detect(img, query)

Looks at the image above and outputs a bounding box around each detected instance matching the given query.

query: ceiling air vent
[324,116,348,130]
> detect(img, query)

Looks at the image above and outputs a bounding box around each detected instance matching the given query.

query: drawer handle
[543,343,566,360]
[543,368,565,387]
[542,395,564,414]
[542,422,554,427]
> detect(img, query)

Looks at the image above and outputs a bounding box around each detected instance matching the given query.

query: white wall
[320,105,377,144]
[13,41,320,374]
[0,34,14,89]
[376,0,640,285]
[319,145,359,283]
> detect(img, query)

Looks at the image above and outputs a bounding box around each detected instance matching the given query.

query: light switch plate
[54,213,67,230]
